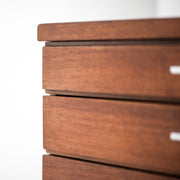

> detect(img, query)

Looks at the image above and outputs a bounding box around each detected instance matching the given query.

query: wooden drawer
[43,45,180,102]
[43,96,180,175]
[43,155,180,180]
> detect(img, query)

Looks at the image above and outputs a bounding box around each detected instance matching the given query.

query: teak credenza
[38,18,180,180]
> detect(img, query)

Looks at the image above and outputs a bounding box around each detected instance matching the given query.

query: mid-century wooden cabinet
[38,18,180,179]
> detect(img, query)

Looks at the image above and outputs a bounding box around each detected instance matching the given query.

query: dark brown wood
[43,155,180,180]
[38,18,180,41]
[43,96,180,176]
[43,45,180,102]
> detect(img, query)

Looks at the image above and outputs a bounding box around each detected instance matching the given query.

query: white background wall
[157,0,180,17]
[0,0,179,179]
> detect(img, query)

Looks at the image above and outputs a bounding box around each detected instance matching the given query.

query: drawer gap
[45,90,180,105]
[45,39,180,47]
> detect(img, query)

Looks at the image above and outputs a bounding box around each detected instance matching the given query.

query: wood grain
[43,155,180,180]
[43,96,180,176]
[38,18,180,41]
[43,45,180,102]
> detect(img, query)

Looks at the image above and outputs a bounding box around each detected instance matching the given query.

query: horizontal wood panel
[38,18,180,41]
[43,45,180,102]
[43,96,180,175]
[43,155,180,180]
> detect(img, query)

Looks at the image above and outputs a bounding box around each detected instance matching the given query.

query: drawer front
[43,155,180,180]
[43,96,180,175]
[43,45,180,102]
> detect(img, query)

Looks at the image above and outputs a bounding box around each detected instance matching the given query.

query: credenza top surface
[38,18,180,41]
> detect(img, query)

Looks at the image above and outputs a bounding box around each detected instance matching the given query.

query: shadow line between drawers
[45,90,180,105]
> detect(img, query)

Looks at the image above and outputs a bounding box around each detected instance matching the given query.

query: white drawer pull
[169,66,180,75]
[169,132,180,142]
